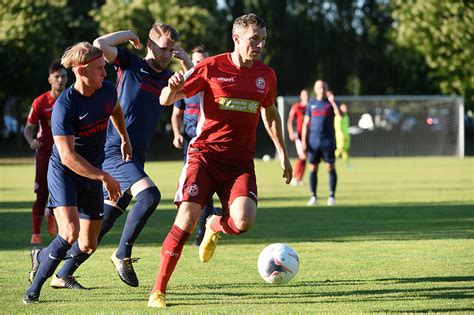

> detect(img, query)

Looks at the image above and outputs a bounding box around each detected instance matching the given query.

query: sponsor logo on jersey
[188,183,199,197]
[219,97,259,113]
[79,113,89,120]
[217,76,235,82]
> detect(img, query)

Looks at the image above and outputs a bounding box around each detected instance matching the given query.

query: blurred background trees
[0,0,472,136]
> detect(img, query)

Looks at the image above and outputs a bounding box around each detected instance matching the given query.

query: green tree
[391,0,474,108]
[91,0,222,54]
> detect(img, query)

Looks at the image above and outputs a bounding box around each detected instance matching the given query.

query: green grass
[0,157,473,313]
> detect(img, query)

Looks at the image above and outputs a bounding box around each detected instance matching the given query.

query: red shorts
[34,153,50,194]
[175,151,258,215]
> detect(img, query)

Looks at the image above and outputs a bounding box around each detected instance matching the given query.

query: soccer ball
[257,243,299,285]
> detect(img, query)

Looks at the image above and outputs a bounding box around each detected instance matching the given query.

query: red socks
[152,225,191,293]
[210,215,243,235]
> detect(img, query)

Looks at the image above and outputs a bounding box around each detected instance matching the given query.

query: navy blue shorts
[307,144,336,164]
[102,150,147,199]
[47,161,104,220]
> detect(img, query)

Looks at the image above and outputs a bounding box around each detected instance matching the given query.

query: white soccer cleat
[307,196,317,206]
[327,197,336,206]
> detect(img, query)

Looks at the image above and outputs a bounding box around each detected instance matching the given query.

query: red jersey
[288,102,306,136]
[182,53,277,162]
[27,91,55,155]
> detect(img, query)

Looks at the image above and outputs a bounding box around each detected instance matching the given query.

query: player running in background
[301,81,340,206]
[287,89,309,186]
[24,60,68,245]
[148,13,292,308]
[52,23,192,289]
[171,46,218,246]
[23,42,131,304]
[335,102,351,164]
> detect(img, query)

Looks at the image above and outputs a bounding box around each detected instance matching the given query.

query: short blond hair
[61,42,103,68]
[149,22,179,43]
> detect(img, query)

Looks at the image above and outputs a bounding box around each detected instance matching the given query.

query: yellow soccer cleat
[199,215,221,262]
[148,290,166,308]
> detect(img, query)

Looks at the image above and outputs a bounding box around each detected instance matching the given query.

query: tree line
[0,0,472,119]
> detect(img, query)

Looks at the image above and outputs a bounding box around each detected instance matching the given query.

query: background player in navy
[301,80,340,206]
[24,60,68,245]
[171,46,218,246]
[23,42,131,304]
[53,23,192,288]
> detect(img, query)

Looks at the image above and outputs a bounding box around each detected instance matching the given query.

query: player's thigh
[78,218,102,252]
[322,146,336,165]
[53,206,80,243]
[307,146,323,165]
[174,201,202,232]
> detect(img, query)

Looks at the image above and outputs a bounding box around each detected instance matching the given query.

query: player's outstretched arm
[54,135,122,201]
[261,105,292,184]
[110,102,132,162]
[93,30,142,63]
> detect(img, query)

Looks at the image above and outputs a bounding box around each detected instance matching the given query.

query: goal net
[277,95,464,157]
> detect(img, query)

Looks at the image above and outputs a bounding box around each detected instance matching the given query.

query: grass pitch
[0,157,473,313]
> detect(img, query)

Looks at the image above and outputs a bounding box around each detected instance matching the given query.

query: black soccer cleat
[193,233,204,246]
[22,292,39,305]
[28,248,41,284]
[50,275,89,290]
[111,251,139,287]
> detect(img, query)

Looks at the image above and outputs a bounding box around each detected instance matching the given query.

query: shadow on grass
[0,202,473,250]
[166,277,474,309]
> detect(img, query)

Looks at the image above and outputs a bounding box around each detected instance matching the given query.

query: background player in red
[148,13,292,308]
[287,88,309,186]
[24,60,68,245]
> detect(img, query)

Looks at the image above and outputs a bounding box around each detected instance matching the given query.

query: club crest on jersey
[256,77,265,90]
[188,183,199,197]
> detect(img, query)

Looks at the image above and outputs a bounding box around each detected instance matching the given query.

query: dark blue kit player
[23,42,131,304]
[53,23,192,288]
[301,80,340,207]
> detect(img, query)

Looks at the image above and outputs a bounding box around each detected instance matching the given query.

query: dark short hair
[232,13,266,34]
[49,59,65,74]
[191,46,206,54]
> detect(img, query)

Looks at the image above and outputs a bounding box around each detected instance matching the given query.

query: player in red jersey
[287,89,309,186]
[24,60,68,245]
[147,13,292,308]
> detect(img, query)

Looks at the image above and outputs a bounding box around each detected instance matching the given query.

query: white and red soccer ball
[257,243,299,285]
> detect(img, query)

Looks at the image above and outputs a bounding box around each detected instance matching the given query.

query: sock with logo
[116,187,161,259]
[97,194,132,243]
[152,225,191,293]
[309,170,318,196]
[329,169,337,198]
[56,242,91,278]
[210,215,245,235]
[27,235,71,296]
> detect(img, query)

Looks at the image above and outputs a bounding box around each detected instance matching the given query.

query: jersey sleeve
[181,63,207,98]
[174,99,186,110]
[51,95,76,137]
[114,47,130,69]
[262,70,277,108]
[26,98,40,125]
[304,103,311,117]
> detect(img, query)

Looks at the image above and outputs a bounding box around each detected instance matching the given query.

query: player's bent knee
[136,186,161,216]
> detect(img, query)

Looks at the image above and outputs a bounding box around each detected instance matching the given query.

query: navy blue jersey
[305,99,336,147]
[50,81,116,168]
[174,94,201,138]
[105,47,173,159]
